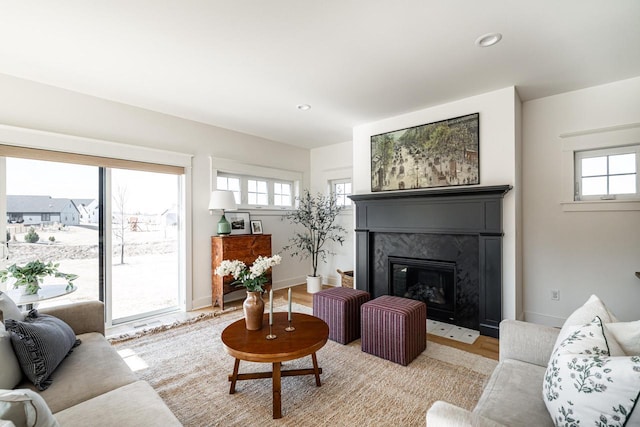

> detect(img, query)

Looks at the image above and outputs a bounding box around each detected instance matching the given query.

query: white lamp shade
[208,190,237,211]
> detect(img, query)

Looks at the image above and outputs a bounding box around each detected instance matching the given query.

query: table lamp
[208,190,237,235]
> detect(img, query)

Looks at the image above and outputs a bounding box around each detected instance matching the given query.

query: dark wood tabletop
[221,312,329,363]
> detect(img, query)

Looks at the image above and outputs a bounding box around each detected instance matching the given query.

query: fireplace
[350,185,511,338]
[389,257,456,322]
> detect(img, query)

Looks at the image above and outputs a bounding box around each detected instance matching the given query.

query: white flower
[215,260,246,280]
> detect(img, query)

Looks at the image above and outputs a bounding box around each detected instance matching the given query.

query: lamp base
[217,214,231,235]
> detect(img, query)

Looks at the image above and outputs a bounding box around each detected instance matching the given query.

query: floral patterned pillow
[543,316,640,427]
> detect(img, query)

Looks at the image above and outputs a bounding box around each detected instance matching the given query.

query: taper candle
[288,288,292,321]
[269,289,273,326]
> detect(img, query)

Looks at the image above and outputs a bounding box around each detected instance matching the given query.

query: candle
[288,288,292,321]
[269,289,273,326]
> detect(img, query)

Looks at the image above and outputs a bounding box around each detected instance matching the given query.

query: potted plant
[214,254,281,330]
[0,260,78,295]
[283,190,346,293]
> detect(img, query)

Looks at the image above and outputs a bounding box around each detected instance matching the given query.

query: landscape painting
[370,113,479,192]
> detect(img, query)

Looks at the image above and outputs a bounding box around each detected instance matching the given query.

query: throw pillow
[543,316,640,426]
[0,292,23,323]
[563,294,618,326]
[553,294,624,356]
[606,320,640,356]
[4,310,80,391]
[0,331,22,389]
[0,388,59,427]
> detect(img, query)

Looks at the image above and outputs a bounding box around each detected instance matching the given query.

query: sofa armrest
[426,401,507,427]
[499,319,559,366]
[38,301,105,336]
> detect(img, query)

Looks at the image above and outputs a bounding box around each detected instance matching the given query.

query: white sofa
[2,300,182,426]
[427,319,559,427]
[428,294,640,427]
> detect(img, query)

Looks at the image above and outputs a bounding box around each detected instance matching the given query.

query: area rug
[111,303,497,427]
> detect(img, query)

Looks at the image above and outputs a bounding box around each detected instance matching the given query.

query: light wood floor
[220,284,500,361]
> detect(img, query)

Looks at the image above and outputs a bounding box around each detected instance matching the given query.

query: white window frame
[330,178,352,207]
[574,145,639,201]
[211,157,302,211]
[560,123,640,212]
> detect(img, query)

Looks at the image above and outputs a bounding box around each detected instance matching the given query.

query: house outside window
[575,145,639,201]
[331,179,352,206]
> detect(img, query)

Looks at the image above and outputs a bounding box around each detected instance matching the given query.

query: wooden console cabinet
[211,234,272,310]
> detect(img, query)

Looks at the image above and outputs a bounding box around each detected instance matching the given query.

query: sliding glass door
[109,168,181,322]
[0,154,184,325]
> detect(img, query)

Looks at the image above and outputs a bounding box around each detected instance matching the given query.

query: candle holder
[285,320,295,332]
[266,324,277,340]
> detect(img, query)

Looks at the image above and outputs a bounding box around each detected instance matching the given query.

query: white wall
[0,73,311,309]
[522,76,640,325]
[352,87,522,320]
[310,141,355,285]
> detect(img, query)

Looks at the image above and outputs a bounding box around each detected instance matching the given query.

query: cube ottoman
[312,287,370,344]
[361,295,427,366]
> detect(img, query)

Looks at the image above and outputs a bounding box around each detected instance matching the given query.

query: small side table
[8,284,77,310]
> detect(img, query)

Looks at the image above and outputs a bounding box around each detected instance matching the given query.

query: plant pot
[306,275,322,293]
[20,284,39,296]
[242,291,265,330]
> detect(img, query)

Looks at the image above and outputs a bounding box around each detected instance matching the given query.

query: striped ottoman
[361,296,427,366]
[313,287,371,344]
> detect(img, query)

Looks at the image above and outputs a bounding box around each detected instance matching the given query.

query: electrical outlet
[551,289,560,301]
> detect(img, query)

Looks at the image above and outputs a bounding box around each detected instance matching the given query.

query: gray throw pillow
[5,310,81,390]
[0,291,24,323]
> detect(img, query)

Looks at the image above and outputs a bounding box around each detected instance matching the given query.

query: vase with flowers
[214,254,281,330]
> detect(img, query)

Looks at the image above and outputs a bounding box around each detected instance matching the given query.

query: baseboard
[523,311,565,328]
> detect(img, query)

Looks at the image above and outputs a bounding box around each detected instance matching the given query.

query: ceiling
[1,1,639,149]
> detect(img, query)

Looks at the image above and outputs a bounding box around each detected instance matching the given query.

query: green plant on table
[0,260,78,295]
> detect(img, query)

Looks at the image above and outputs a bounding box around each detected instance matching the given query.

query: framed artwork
[226,212,251,235]
[250,220,263,234]
[370,113,479,192]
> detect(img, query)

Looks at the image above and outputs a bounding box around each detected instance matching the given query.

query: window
[331,179,352,206]
[274,182,292,206]
[575,146,639,201]
[41,213,50,222]
[216,175,241,204]
[217,171,295,208]
[248,179,268,205]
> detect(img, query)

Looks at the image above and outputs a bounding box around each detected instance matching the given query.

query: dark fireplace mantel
[349,185,511,338]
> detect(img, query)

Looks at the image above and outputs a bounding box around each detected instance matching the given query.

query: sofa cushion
[53,380,182,426]
[18,332,138,413]
[606,320,640,356]
[0,292,23,323]
[4,310,80,391]
[0,388,59,427]
[474,359,554,427]
[543,316,640,426]
[0,330,22,389]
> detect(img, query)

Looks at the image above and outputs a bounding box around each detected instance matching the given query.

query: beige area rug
[110,302,497,427]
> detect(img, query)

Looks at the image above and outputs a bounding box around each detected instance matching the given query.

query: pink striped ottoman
[361,296,427,366]
[312,287,371,344]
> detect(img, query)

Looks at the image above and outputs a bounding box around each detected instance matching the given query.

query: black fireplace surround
[350,185,511,338]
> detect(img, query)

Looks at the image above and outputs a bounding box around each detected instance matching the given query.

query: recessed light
[296,104,311,111]
[475,32,502,48]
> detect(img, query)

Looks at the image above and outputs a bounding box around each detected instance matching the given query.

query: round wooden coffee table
[221,312,329,419]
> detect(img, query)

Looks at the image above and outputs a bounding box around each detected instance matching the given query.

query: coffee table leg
[229,358,240,394]
[311,352,321,386]
[272,362,282,419]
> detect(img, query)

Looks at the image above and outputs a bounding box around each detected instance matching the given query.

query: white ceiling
[1,1,639,149]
